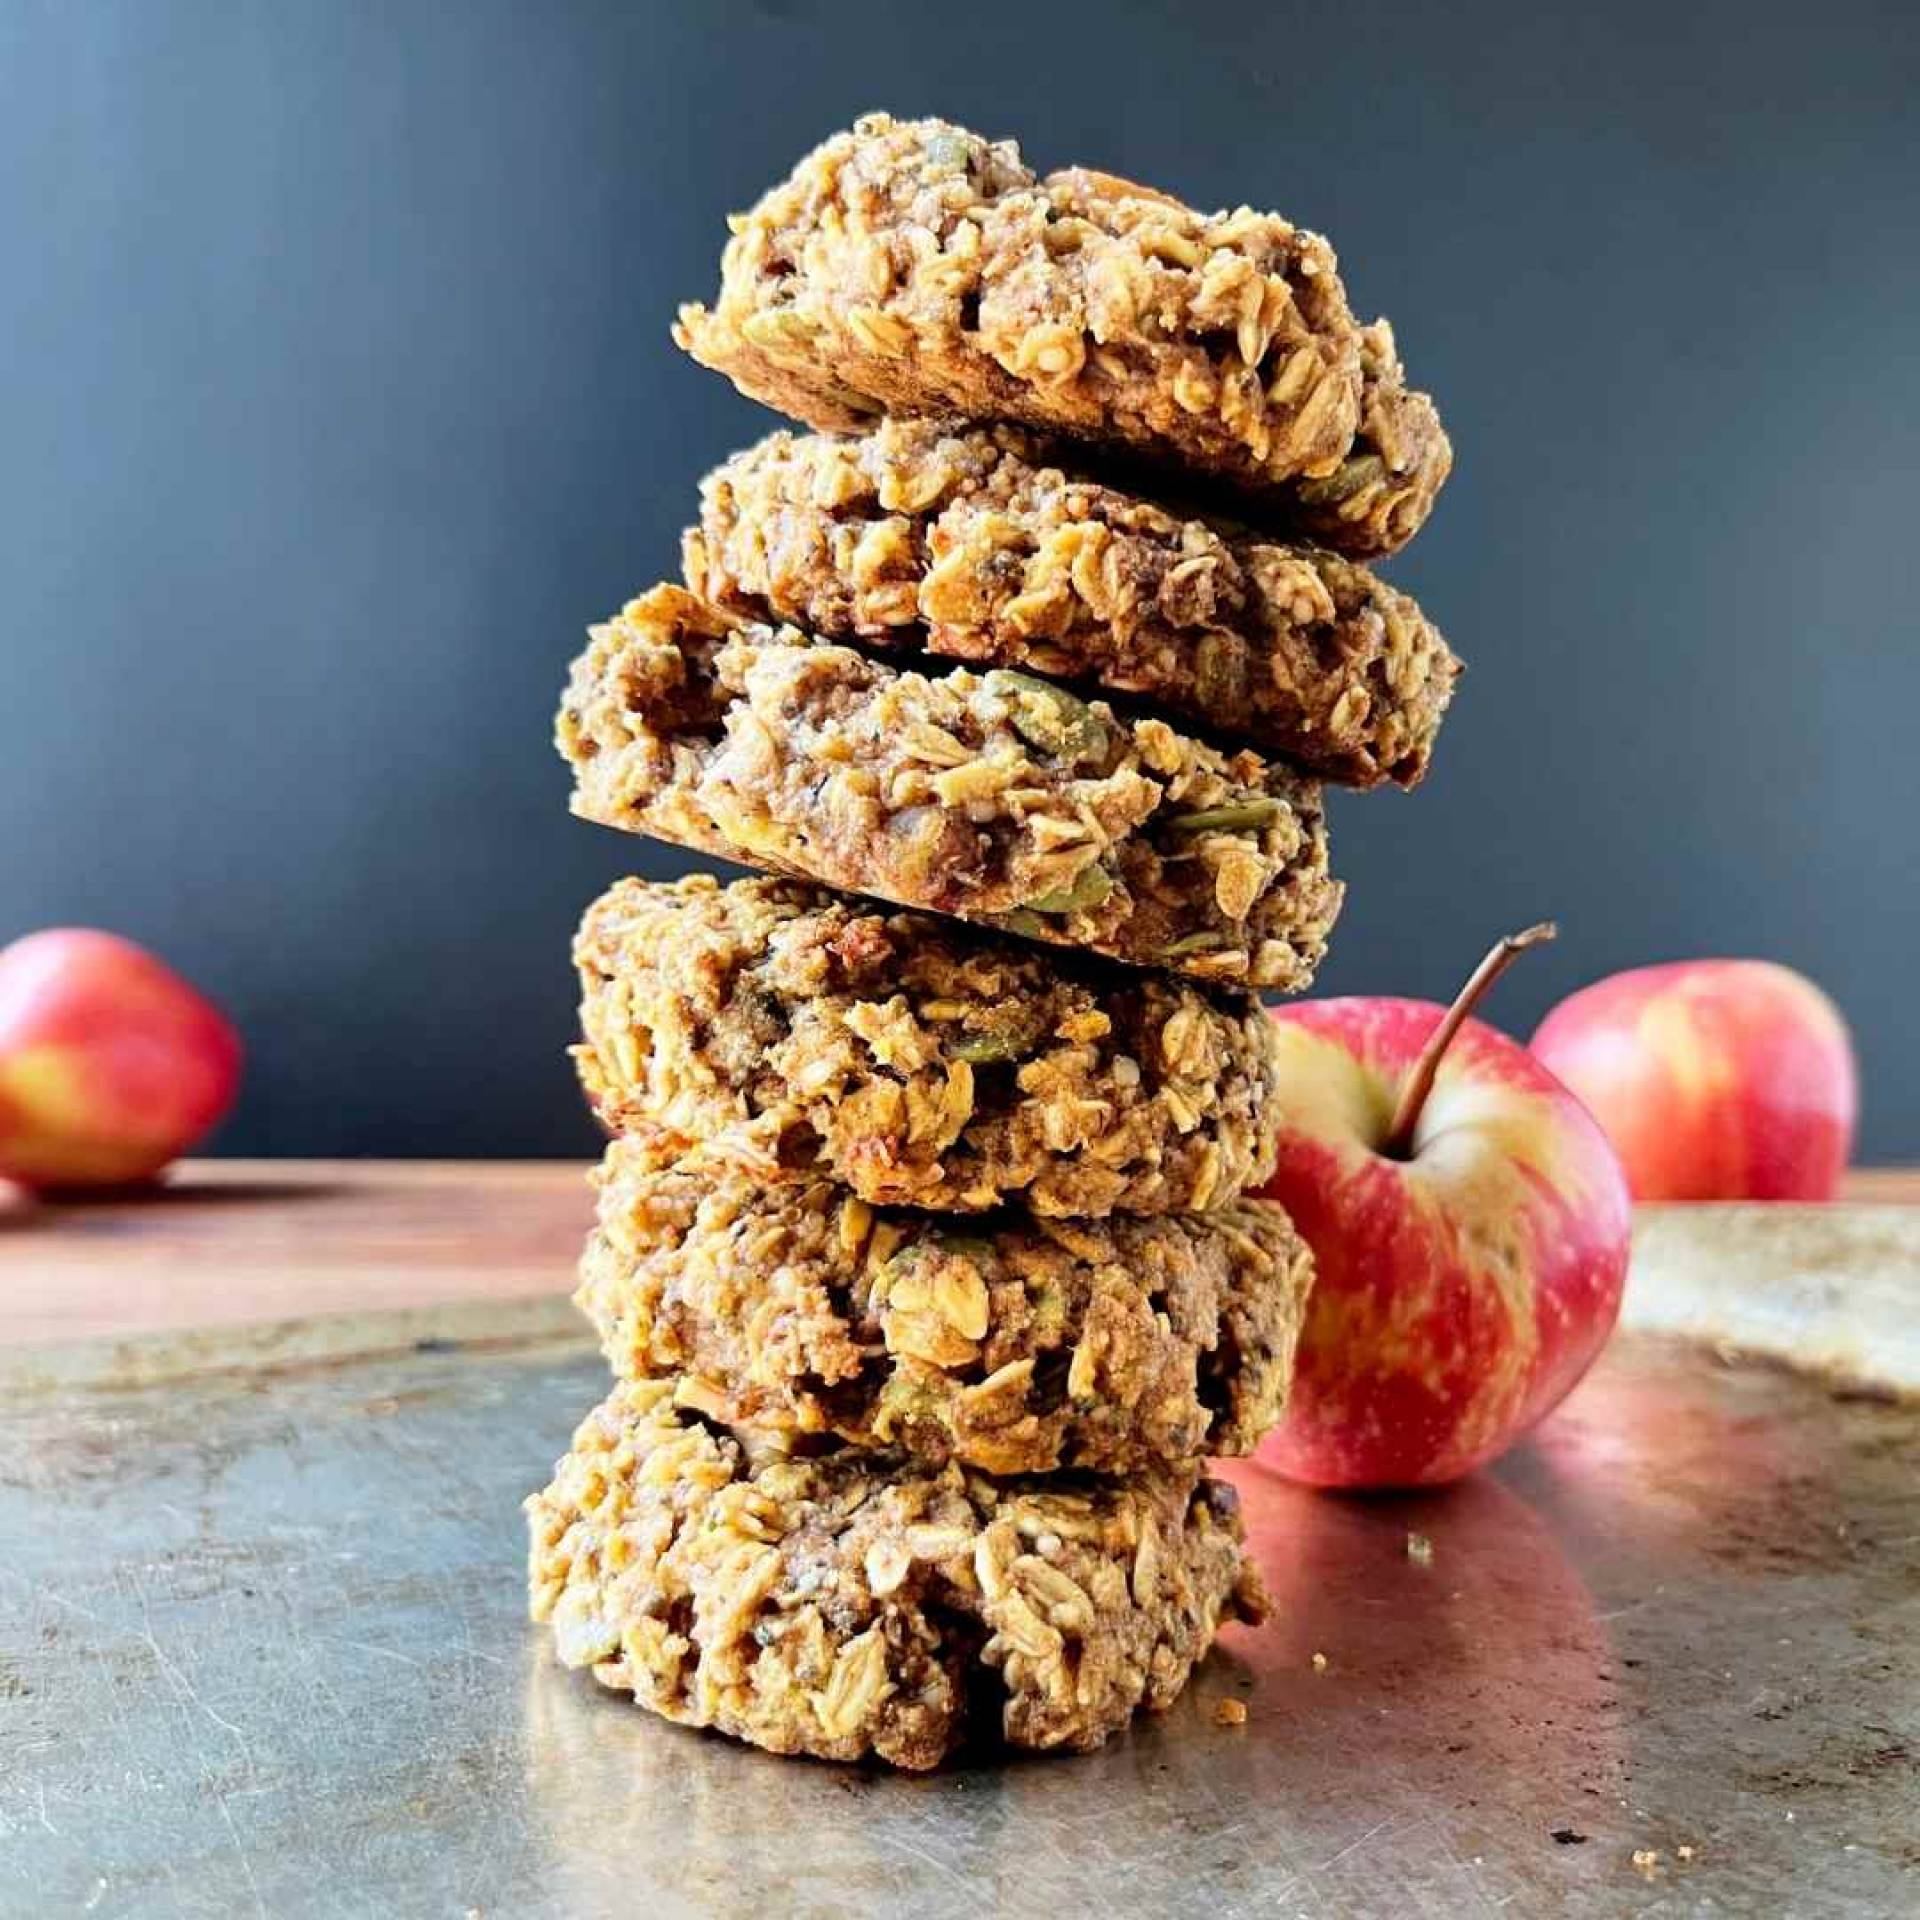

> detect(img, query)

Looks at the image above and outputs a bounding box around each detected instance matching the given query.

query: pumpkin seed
[1194,633,1244,710]
[984,669,1108,762]
[1168,798,1282,834]
[1159,931,1228,959]
[951,1005,1049,1064]
[882,1235,994,1282]
[1297,453,1383,506]
[1022,864,1114,915]
[996,909,1049,939]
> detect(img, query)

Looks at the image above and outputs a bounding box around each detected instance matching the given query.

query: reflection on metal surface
[1,1323,1915,1917]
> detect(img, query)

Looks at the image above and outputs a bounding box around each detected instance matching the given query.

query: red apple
[0,929,242,1190]
[1530,959,1856,1202]
[1255,926,1631,1489]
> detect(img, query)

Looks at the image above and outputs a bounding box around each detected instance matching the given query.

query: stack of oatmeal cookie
[528,113,1459,1770]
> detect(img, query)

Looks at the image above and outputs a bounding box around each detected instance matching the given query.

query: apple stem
[1381,922,1559,1159]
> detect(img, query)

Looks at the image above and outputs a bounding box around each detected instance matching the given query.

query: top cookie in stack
[674,113,1451,559]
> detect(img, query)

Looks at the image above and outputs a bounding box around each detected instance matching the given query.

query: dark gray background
[3,0,1914,1159]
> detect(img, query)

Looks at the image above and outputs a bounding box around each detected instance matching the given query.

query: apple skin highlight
[1531,959,1856,1202]
[1254,998,1631,1490]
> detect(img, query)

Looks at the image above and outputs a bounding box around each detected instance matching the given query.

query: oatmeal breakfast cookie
[526,1378,1266,1769]
[574,874,1284,1216]
[557,585,1342,989]
[684,419,1460,785]
[575,1144,1314,1475]
[673,113,1449,557]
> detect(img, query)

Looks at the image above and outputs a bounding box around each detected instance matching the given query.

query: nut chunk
[674,113,1449,557]
[577,1144,1316,1474]
[686,420,1461,786]
[556,584,1342,990]
[573,874,1285,1216]
[527,1380,1267,1769]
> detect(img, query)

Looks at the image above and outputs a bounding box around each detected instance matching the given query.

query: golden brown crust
[673,113,1449,557]
[556,585,1342,990]
[526,1379,1266,1769]
[684,419,1460,785]
[573,874,1285,1216]
[576,1143,1314,1475]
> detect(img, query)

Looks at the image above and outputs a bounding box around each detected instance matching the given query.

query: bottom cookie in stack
[527,1377,1266,1771]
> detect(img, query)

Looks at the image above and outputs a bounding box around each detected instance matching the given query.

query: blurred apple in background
[1530,959,1856,1202]
[1255,926,1631,1490]
[0,929,242,1190]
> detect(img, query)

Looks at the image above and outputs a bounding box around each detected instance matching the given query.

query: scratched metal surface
[1,1321,1915,1920]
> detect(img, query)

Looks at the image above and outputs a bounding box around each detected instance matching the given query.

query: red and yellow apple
[1530,959,1856,1202]
[0,929,242,1190]
[1255,927,1631,1489]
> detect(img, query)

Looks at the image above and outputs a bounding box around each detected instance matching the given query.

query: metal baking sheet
[2,1308,1915,1918]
